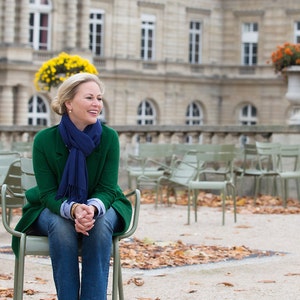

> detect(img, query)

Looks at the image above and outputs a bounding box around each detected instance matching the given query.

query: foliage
[270,42,300,74]
[34,52,98,92]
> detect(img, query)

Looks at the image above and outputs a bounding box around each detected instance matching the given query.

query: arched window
[185,101,203,125]
[239,104,257,145]
[239,104,257,125]
[185,101,203,143]
[29,0,52,50]
[137,99,156,125]
[28,95,50,126]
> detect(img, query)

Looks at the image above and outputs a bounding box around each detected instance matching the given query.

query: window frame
[28,95,50,126]
[89,9,105,57]
[241,22,258,66]
[29,0,52,50]
[141,14,156,61]
[189,21,202,64]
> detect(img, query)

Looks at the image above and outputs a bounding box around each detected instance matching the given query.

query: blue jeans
[34,207,123,300]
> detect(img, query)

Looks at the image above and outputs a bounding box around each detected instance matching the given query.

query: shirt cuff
[87,198,106,218]
[60,200,75,219]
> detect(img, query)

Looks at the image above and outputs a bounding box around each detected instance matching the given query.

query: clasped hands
[73,204,96,236]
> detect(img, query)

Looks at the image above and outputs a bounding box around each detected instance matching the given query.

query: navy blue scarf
[56,114,102,203]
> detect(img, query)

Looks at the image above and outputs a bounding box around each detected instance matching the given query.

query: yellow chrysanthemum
[34,52,98,91]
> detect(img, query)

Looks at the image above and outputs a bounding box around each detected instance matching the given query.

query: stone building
[0,0,299,129]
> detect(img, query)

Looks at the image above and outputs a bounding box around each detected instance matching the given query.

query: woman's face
[65,81,103,131]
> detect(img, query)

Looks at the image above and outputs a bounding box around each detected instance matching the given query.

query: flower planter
[286,66,300,124]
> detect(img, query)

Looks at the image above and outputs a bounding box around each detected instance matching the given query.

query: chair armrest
[1,184,23,238]
[116,189,140,240]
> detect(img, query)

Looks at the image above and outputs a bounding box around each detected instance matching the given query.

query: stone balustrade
[0,124,299,152]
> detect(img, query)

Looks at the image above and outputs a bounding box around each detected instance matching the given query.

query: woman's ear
[65,100,72,111]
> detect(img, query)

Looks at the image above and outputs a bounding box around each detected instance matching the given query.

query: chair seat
[25,236,49,255]
[189,180,228,190]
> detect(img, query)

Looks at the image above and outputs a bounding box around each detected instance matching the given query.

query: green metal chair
[0,159,24,225]
[255,141,281,201]
[156,150,198,207]
[1,157,141,300]
[188,148,237,225]
[276,144,300,207]
[234,143,263,196]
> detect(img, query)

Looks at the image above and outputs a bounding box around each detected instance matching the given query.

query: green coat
[12,123,132,255]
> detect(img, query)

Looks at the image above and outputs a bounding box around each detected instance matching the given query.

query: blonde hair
[51,73,105,115]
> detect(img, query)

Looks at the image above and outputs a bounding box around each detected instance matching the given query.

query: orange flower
[269,42,300,74]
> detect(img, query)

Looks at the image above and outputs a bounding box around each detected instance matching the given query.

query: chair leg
[187,188,191,225]
[230,184,237,223]
[221,191,226,226]
[296,178,300,203]
[15,235,26,300]
[118,259,124,300]
[193,189,198,223]
[112,237,122,300]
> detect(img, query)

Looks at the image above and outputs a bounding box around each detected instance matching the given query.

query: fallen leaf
[217,282,234,287]
[284,273,300,276]
[258,280,276,283]
[0,274,12,280]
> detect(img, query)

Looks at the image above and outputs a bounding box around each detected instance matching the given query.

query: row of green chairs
[237,142,300,207]
[154,144,238,225]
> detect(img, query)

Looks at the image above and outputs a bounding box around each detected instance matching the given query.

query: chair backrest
[0,151,21,185]
[240,143,259,170]
[168,151,198,185]
[0,159,25,214]
[255,142,281,172]
[196,149,236,181]
[20,157,37,191]
[278,144,300,172]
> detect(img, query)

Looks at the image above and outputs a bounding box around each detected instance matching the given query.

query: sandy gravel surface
[1,204,300,300]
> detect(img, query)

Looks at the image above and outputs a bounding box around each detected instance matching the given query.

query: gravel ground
[0,204,300,300]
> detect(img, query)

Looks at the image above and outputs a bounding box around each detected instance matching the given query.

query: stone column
[0,86,14,125]
[19,0,30,45]
[66,0,77,49]
[15,85,30,125]
[4,0,16,43]
[79,0,90,50]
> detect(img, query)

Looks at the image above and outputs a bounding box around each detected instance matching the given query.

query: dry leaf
[284,273,300,276]
[0,274,12,280]
[258,280,276,283]
[217,282,234,287]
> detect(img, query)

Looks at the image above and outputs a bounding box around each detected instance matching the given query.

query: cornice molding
[137,1,165,9]
[286,9,300,15]
[233,10,265,17]
[186,7,211,16]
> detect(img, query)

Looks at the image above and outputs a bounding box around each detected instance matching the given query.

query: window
[239,104,257,125]
[189,21,202,64]
[185,102,203,143]
[239,104,257,145]
[185,102,203,125]
[29,0,52,50]
[28,95,50,126]
[89,10,104,56]
[241,23,258,66]
[294,22,300,43]
[137,100,156,125]
[141,14,156,61]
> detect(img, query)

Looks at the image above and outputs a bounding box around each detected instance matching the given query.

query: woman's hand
[73,204,95,235]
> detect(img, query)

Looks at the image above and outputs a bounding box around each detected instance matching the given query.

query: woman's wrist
[71,203,80,220]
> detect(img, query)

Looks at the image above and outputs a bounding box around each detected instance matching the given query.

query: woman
[12,73,132,300]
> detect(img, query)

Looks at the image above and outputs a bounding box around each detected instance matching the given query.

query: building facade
[0,0,300,129]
